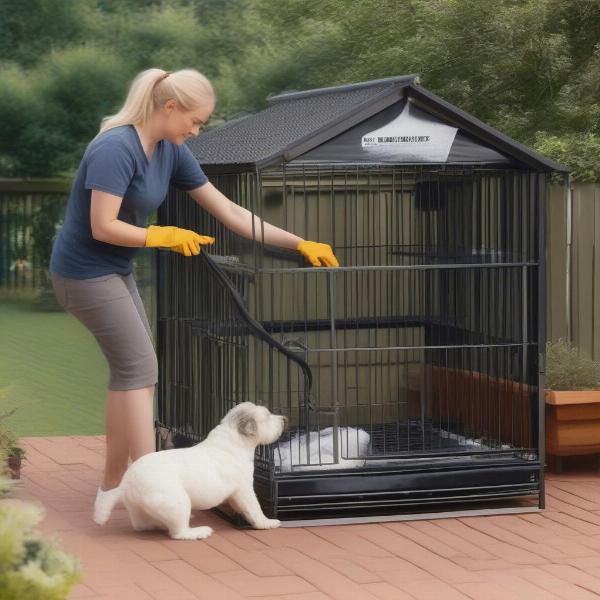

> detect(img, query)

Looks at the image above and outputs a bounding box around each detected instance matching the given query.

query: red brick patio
[6,436,600,600]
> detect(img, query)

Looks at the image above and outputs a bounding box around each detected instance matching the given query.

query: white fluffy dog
[93,402,286,540]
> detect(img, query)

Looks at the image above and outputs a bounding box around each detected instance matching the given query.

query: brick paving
[4,436,600,600]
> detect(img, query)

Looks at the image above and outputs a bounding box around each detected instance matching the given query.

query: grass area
[0,298,108,436]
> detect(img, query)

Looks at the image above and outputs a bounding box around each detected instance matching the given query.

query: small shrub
[0,387,26,480]
[0,407,26,464]
[545,338,600,391]
[0,387,83,599]
[0,501,84,599]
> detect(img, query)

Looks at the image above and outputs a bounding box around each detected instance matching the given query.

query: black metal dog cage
[155,76,568,522]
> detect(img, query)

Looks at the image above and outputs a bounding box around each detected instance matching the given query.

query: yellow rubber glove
[145,225,214,257]
[297,240,340,267]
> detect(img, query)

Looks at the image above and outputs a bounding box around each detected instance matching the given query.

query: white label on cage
[361,102,458,162]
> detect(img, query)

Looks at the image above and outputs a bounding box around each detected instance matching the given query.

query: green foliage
[0,0,92,68]
[0,403,26,462]
[534,133,600,182]
[89,4,205,73]
[0,383,82,599]
[545,338,600,391]
[0,0,599,179]
[0,63,38,175]
[3,46,130,177]
[0,502,84,600]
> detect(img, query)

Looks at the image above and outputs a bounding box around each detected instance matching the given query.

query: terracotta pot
[545,389,600,459]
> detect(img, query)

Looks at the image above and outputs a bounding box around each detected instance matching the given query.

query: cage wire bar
[156,164,546,521]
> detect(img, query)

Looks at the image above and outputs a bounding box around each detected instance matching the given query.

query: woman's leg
[119,274,157,462]
[120,384,156,461]
[102,384,155,490]
[52,273,159,491]
[102,389,129,490]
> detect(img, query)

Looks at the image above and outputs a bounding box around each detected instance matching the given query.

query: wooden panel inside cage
[411,365,535,450]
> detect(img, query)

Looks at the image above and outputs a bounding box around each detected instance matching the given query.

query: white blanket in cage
[275,426,371,472]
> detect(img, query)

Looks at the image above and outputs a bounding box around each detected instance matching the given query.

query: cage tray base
[215,494,540,528]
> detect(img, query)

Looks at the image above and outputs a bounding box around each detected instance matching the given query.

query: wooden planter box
[545,390,600,472]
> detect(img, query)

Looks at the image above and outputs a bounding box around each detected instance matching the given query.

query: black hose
[200,251,314,409]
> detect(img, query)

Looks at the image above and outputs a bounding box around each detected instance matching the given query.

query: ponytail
[94,68,215,140]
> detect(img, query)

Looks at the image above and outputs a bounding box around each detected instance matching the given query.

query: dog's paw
[170,526,214,540]
[92,513,108,526]
[254,518,281,530]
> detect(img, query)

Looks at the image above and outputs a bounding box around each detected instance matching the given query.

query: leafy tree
[0,0,598,180]
[534,133,600,182]
[1,46,129,177]
[88,4,204,73]
[0,0,92,68]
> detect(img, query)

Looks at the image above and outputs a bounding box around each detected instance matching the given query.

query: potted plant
[7,446,26,480]
[545,338,600,472]
[0,408,26,480]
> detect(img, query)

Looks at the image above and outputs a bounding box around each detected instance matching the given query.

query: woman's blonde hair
[95,68,215,138]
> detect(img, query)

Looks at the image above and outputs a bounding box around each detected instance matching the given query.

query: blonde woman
[48,68,339,511]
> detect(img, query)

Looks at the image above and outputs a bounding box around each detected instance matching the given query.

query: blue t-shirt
[49,124,208,279]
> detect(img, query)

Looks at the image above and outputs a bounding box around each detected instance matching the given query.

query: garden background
[1,0,599,437]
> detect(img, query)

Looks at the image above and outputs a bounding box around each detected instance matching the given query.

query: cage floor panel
[268,419,537,475]
[276,418,518,459]
[369,419,484,454]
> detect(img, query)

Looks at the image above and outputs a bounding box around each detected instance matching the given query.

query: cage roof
[187,75,568,173]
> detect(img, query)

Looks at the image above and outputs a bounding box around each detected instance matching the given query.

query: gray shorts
[50,272,158,391]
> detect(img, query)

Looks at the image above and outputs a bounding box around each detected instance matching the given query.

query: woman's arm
[90,189,148,246]
[187,182,303,249]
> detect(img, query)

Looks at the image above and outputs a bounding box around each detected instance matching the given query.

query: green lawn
[0,298,108,436]
[0,256,156,437]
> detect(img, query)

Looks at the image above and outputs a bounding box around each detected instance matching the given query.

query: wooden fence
[548,182,600,358]
[0,179,155,329]
[0,179,70,290]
